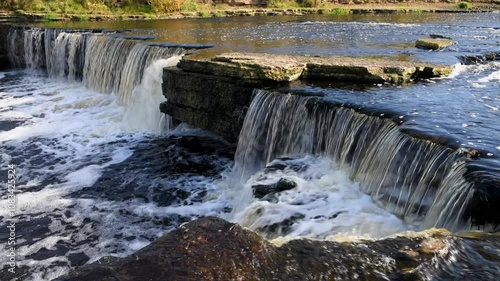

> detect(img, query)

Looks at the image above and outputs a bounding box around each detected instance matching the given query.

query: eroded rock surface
[55,217,461,281]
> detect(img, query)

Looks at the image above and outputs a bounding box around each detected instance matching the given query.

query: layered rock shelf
[162,52,453,142]
[179,52,453,84]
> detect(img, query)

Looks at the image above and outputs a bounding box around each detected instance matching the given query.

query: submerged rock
[458,51,500,65]
[252,177,298,198]
[416,38,457,50]
[429,34,453,40]
[55,217,487,281]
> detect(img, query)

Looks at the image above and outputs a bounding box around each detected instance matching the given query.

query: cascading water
[0,27,209,280]
[2,13,499,280]
[231,89,475,232]
[23,28,44,70]
[6,26,186,129]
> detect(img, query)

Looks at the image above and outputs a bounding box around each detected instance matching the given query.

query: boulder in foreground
[54,216,498,281]
[179,52,453,84]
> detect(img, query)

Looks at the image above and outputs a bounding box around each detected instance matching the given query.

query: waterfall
[48,31,85,80]
[233,89,476,231]
[6,26,187,130]
[23,28,45,70]
[122,57,181,131]
[7,27,24,67]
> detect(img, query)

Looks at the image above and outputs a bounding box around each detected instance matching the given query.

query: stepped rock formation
[179,52,453,84]
[162,52,453,142]
[162,52,500,231]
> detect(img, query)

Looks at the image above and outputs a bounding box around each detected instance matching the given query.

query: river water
[0,12,499,280]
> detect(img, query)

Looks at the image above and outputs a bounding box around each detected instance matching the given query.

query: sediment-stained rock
[416,37,457,50]
[179,52,453,84]
[55,217,457,281]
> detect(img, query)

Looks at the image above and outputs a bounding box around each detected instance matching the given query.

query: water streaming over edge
[230,90,484,232]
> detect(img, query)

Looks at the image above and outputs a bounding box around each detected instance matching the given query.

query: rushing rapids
[0,26,217,280]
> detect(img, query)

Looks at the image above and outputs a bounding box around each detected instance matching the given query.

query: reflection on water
[32,13,500,61]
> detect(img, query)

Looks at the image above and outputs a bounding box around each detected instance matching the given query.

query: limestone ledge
[178,52,454,84]
[161,68,255,143]
[416,38,457,50]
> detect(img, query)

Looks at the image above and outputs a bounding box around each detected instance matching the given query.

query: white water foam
[467,62,500,88]
[122,56,181,131]
[0,64,229,280]
[231,156,411,240]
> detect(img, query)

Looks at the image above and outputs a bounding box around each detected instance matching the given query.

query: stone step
[179,52,453,85]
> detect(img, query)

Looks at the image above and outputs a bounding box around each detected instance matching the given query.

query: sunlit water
[0,12,499,280]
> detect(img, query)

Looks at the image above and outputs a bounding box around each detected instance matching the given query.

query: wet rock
[71,135,234,204]
[0,120,24,131]
[162,68,254,143]
[257,213,305,237]
[276,177,297,191]
[262,157,310,173]
[461,169,500,229]
[458,147,481,159]
[164,54,451,142]
[0,24,9,57]
[420,237,447,254]
[458,51,500,65]
[395,247,421,270]
[67,253,90,267]
[253,178,297,198]
[0,55,11,70]
[179,53,306,82]
[416,38,457,50]
[56,217,467,281]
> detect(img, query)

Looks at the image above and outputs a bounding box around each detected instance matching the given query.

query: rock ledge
[179,52,453,84]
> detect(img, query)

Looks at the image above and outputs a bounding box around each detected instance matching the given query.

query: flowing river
[0,12,499,280]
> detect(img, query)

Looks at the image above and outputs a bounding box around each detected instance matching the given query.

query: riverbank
[1,2,499,22]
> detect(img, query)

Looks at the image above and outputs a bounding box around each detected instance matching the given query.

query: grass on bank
[0,0,487,21]
[0,0,348,15]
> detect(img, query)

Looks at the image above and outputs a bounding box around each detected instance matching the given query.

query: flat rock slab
[416,38,457,50]
[179,52,453,84]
